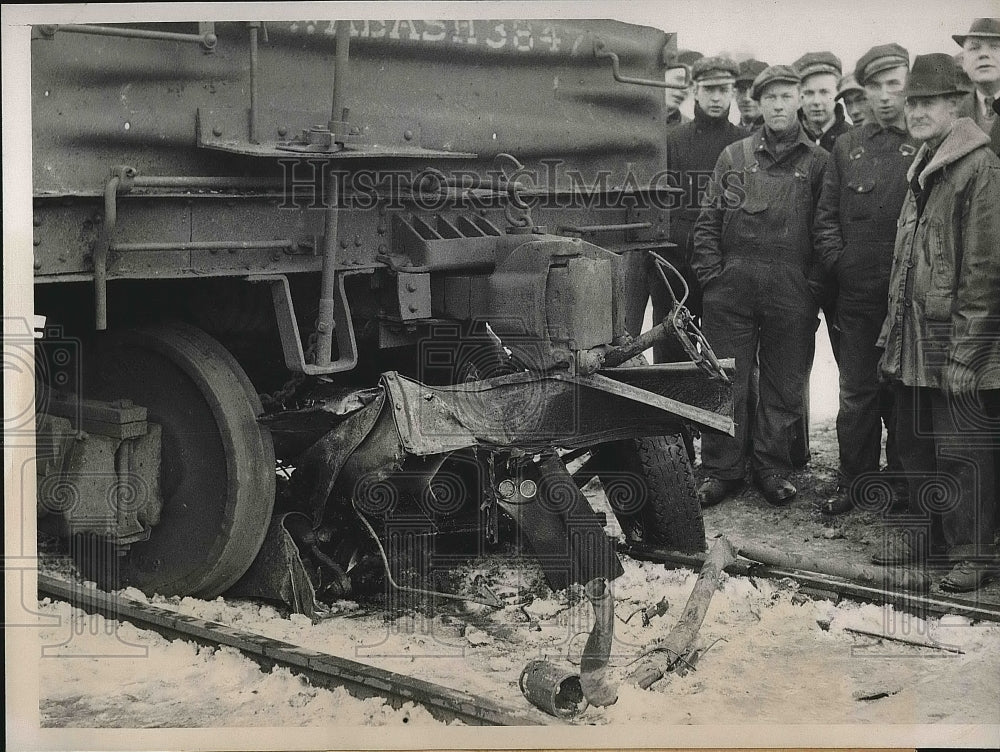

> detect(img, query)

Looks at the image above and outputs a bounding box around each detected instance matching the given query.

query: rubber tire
[78,322,275,598]
[596,435,706,553]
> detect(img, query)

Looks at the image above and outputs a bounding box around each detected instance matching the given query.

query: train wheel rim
[78,321,275,598]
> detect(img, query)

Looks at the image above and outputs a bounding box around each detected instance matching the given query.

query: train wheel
[78,322,275,598]
[580,435,706,553]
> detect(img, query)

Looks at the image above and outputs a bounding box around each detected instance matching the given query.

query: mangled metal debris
[630,536,737,689]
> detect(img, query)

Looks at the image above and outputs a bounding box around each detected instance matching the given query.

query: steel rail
[624,544,1000,623]
[37,574,544,726]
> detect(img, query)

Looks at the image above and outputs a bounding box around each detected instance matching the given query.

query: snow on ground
[38,552,1000,727]
[37,598,447,728]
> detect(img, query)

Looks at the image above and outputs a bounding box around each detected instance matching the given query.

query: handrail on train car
[36,23,218,53]
[594,38,690,90]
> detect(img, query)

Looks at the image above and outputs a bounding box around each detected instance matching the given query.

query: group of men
[635,18,1000,592]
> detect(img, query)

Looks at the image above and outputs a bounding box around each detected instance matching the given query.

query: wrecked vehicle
[31,19,734,613]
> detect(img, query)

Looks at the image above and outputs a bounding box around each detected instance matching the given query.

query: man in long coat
[874,54,1000,592]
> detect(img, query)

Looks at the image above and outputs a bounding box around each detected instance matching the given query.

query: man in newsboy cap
[790,51,850,467]
[793,51,852,152]
[954,18,1000,154]
[691,65,829,508]
[624,51,701,345]
[874,53,1000,591]
[735,58,768,134]
[628,57,748,463]
[814,43,915,516]
[664,49,705,130]
[836,74,873,126]
[654,57,744,364]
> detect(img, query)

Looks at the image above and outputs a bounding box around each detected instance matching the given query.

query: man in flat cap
[794,51,852,152]
[814,43,916,516]
[791,51,850,466]
[837,74,873,127]
[665,49,704,130]
[624,53,697,346]
[691,65,828,507]
[875,54,1000,591]
[955,18,1000,154]
[654,57,745,364]
[664,65,692,131]
[736,58,768,134]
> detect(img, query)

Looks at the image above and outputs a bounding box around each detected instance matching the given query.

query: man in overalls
[692,65,829,507]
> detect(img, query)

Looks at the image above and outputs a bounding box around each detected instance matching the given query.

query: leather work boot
[820,486,852,516]
[756,474,797,506]
[939,561,999,593]
[696,477,743,508]
[871,530,926,566]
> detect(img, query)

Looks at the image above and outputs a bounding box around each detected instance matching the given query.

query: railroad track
[625,544,1000,623]
[39,542,999,727]
[37,574,546,727]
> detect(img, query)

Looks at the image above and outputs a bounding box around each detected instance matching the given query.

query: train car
[31,19,733,609]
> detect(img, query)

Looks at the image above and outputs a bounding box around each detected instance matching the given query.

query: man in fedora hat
[814,43,916,516]
[874,53,1000,591]
[954,18,1000,154]
[692,65,828,508]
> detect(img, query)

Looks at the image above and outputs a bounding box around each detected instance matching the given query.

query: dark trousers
[623,250,650,339]
[836,303,900,481]
[700,260,817,480]
[892,385,999,560]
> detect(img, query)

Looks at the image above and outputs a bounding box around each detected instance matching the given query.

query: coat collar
[865,119,908,137]
[693,101,734,127]
[754,121,814,160]
[666,108,686,126]
[907,117,991,188]
[799,101,846,142]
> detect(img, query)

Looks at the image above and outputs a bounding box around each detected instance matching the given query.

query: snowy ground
[37,548,1000,728]
[37,596,444,728]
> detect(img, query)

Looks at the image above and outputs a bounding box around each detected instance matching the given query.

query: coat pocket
[923,292,952,321]
[846,179,875,194]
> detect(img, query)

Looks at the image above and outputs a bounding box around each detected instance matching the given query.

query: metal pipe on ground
[626,543,1000,623]
[629,535,737,689]
[579,578,618,707]
[734,539,930,593]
